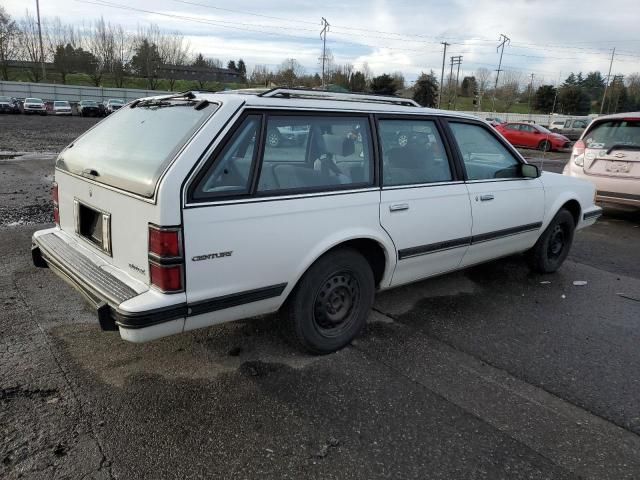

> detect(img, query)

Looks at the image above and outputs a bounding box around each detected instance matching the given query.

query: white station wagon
[32,89,602,353]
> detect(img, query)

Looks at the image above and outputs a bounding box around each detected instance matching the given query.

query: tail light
[148,225,184,293]
[572,140,585,167]
[52,182,60,226]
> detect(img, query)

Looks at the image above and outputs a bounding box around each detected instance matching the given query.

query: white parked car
[31,89,602,354]
[53,100,72,116]
[23,97,47,115]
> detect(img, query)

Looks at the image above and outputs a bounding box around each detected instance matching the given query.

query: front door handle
[389,203,409,212]
[479,194,494,202]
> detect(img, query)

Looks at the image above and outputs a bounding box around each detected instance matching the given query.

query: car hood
[551,133,570,142]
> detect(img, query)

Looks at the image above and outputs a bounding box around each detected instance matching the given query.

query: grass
[3,68,248,92]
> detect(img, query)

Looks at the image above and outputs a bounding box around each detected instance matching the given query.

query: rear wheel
[527,209,575,273]
[284,249,374,354]
[538,140,552,152]
[266,129,281,148]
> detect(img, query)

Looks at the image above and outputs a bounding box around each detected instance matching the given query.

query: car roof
[591,111,640,121]
[137,88,483,121]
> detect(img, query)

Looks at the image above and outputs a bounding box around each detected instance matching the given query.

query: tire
[527,209,575,273]
[283,248,375,354]
[538,140,552,152]
[266,129,281,148]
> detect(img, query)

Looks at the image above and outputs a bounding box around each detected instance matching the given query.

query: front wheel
[538,140,552,152]
[527,209,575,273]
[283,249,375,354]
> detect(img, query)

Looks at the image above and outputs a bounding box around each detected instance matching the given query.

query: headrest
[321,134,355,157]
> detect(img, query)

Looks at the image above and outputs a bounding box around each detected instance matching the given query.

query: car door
[518,124,537,148]
[502,123,522,146]
[446,120,545,267]
[182,111,383,330]
[378,117,472,287]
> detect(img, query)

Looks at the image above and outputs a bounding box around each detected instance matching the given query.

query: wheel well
[561,199,581,225]
[326,239,387,288]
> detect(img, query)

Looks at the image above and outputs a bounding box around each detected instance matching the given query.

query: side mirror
[521,164,540,178]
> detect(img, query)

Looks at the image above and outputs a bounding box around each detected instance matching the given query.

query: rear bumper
[31,229,186,339]
[596,191,640,208]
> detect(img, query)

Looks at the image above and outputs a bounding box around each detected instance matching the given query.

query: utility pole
[452,56,463,109]
[36,0,46,81]
[600,47,615,115]
[437,42,449,109]
[319,17,330,89]
[527,73,535,117]
[491,33,510,112]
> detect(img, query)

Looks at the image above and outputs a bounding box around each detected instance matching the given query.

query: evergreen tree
[413,71,439,107]
[534,85,557,113]
[369,74,397,95]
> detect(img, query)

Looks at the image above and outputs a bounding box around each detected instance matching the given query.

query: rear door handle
[479,194,494,202]
[389,203,409,212]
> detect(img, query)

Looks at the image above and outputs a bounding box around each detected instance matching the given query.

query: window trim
[374,114,463,188]
[441,117,530,182]
[187,112,265,202]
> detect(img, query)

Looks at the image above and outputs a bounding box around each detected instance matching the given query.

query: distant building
[158,64,242,83]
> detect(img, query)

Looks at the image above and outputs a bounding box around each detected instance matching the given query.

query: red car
[495,122,571,152]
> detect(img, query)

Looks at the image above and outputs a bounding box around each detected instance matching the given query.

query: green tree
[460,76,477,97]
[534,85,557,113]
[237,59,247,81]
[582,71,606,102]
[369,74,397,95]
[227,60,237,71]
[562,73,578,87]
[130,39,162,89]
[412,71,439,107]
[559,85,590,115]
[349,71,366,92]
[192,53,207,67]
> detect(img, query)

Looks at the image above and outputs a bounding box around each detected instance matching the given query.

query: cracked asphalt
[2,115,640,479]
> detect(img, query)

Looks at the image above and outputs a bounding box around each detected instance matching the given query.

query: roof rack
[258,87,420,107]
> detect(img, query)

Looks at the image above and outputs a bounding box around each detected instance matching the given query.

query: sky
[4,0,640,85]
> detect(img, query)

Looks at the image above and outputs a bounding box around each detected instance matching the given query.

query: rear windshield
[81,101,97,106]
[54,101,69,106]
[584,119,640,149]
[26,98,42,103]
[0,96,10,102]
[56,100,218,197]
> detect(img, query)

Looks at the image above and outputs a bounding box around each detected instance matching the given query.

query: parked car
[52,100,73,116]
[549,119,566,131]
[0,96,20,114]
[105,98,125,115]
[31,88,601,354]
[78,100,101,117]
[495,122,572,151]
[484,116,505,127]
[563,112,640,209]
[23,97,47,116]
[550,118,590,141]
[265,124,310,147]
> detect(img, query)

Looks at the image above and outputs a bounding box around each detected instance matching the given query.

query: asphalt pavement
[1,116,640,479]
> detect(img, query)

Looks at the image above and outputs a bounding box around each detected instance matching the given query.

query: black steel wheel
[527,209,575,273]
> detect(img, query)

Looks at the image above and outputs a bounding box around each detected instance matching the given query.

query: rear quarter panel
[539,171,596,229]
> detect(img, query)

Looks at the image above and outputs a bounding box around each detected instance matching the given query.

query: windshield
[82,101,97,106]
[56,100,218,197]
[535,125,551,134]
[584,119,640,149]
[0,96,10,102]
[109,99,124,104]
[54,101,69,106]
[26,98,42,103]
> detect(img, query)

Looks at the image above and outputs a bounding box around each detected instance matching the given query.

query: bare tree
[277,58,304,87]
[85,17,114,86]
[475,67,492,95]
[0,6,20,80]
[250,64,272,86]
[497,70,523,111]
[136,23,190,90]
[111,24,133,88]
[17,11,44,82]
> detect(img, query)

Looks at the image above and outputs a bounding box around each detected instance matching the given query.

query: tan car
[564,112,640,209]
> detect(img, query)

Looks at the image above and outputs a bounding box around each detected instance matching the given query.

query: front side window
[192,115,260,199]
[257,115,372,193]
[449,122,522,180]
[379,119,452,186]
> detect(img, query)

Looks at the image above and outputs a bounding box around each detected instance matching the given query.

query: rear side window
[584,119,640,149]
[257,115,373,193]
[57,100,217,197]
[449,122,522,180]
[379,119,452,186]
[192,115,260,198]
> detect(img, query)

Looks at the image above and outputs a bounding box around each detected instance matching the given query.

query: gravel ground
[0,114,100,152]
